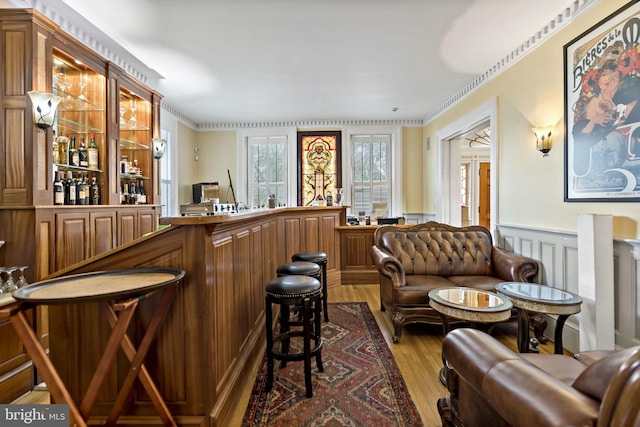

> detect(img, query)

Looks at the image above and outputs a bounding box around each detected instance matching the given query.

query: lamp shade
[28,90,61,130]
[532,126,553,156]
[153,138,167,159]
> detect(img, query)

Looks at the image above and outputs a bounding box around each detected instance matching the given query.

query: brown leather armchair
[370,222,539,342]
[438,328,640,427]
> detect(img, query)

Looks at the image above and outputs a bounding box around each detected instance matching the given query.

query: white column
[577,214,615,351]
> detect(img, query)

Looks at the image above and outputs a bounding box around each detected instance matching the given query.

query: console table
[0,268,185,427]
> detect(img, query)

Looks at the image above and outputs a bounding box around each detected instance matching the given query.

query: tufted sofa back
[374,222,494,277]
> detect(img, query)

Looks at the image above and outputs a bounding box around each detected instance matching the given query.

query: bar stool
[292,251,329,321]
[265,275,324,398]
[276,261,321,326]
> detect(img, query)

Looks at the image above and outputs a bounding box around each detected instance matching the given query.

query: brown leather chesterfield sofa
[370,222,538,342]
[438,328,640,427]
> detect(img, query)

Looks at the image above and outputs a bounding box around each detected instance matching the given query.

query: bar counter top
[160,205,347,226]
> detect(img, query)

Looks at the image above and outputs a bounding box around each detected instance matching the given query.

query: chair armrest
[370,245,405,287]
[491,246,539,282]
[443,329,599,427]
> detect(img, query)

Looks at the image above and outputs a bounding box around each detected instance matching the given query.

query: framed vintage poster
[564,0,640,201]
[297,131,341,206]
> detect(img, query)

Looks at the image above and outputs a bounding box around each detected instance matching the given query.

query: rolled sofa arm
[491,246,539,282]
[370,245,405,286]
[443,329,599,427]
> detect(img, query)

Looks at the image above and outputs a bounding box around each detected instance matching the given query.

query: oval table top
[12,268,186,305]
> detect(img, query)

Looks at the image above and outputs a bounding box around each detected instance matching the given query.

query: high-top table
[496,282,582,354]
[0,268,185,427]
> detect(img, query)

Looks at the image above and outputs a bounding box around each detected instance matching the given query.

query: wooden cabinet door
[137,208,157,237]
[117,210,137,245]
[90,211,117,256]
[55,211,90,270]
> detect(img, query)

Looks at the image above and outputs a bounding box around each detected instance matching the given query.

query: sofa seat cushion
[446,275,504,290]
[394,275,453,305]
[521,354,587,385]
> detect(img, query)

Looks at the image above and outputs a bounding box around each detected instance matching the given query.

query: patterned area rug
[242,302,423,426]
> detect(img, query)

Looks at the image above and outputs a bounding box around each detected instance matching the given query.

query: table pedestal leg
[515,308,531,353]
[437,312,450,386]
[554,315,569,354]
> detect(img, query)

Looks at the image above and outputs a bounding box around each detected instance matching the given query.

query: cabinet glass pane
[52,49,106,205]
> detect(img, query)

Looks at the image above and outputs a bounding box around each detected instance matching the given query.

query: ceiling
[4,0,593,126]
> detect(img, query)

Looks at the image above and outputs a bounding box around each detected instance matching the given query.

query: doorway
[435,98,497,233]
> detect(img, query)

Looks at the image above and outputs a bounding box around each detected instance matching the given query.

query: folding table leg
[9,310,88,427]
[79,299,138,418]
[105,285,178,427]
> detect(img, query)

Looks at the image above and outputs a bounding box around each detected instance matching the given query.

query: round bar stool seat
[265,275,324,398]
[292,251,329,322]
[276,261,321,278]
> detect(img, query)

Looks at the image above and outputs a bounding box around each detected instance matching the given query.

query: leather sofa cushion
[396,275,453,305]
[521,353,587,385]
[572,346,640,402]
[446,275,504,289]
[379,229,493,277]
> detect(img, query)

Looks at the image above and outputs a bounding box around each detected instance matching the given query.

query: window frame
[343,126,402,217]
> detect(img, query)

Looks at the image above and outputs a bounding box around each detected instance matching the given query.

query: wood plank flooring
[16,284,560,427]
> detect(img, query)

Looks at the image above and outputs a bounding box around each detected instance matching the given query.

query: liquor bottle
[53,172,64,205]
[120,182,125,204]
[58,135,69,165]
[69,137,79,167]
[130,181,138,204]
[80,175,90,205]
[90,176,100,205]
[78,138,88,167]
[122,182,130,205]
[65,171,76,205]
[75,175,84,205]
[88,134,99,169]
[138,181,146,204]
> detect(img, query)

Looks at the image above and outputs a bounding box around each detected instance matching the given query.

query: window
[351,134,391,216]
[159,113,178,218]
[247,136,287,208]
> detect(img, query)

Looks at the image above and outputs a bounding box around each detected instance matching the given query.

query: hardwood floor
[227,284,560,427]
[16,284,559,427]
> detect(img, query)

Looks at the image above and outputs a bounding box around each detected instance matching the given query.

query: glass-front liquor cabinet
[52,48,106,205]
[118,87,151,205]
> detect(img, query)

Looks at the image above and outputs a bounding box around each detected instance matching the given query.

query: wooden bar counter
[46,206,345,427]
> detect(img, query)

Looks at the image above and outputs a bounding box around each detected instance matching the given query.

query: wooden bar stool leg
[105,285,178,427]
[303,297,313,398]
[314,297,324,372]
[9,310,88,427]
[265,296,275,392]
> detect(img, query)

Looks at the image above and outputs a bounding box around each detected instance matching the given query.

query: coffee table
[496,282,582,354]
[429,287,513,385]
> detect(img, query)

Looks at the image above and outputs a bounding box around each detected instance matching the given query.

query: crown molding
[5,0,161,85]
[423,0,599,124]
[193,118,424,131]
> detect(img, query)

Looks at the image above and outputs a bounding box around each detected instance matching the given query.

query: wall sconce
[27,90,61,131]
[152,138,167,159]
[532,126,553,157]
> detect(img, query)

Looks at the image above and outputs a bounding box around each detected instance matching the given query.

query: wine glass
[0,267,6,294]
[16,266,28,289]
[129,99,137,122]
[3,266,17,293]
[78,73,88,101]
